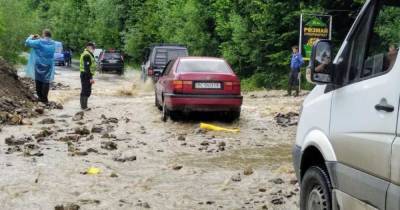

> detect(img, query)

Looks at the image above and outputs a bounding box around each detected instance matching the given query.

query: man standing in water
[25,29,56,104]
[79,42,96,110]
[288,45,304,96]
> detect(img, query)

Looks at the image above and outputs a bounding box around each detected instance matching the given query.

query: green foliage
[0,0,39,63]
[2,0,394,91]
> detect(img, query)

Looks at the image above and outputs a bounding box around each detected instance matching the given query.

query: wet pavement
[0,65,305,209]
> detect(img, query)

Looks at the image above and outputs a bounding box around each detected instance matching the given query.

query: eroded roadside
[0,66,305,210]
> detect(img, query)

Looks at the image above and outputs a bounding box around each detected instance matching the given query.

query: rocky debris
[74,127,90,136]
[200,141,209,146]
[110,172,118,178]
[0,59,38,125]
[86,148,99,153]
[270,178,284,184]
[243,167,254,176]
[114,152,137,162]
[55,203,80,210]
[58,135,80,142]
[101,141,118,150]
[217,141,226,151]
[231,173,242,182]
[271,197,284,205]
[39,118,55,124]
[259,188,267,192]
[136,201,150,209]
[289,179,298,185]
[51,82,70,90]
[274,112,299,127]
[104,117,119,124]
[172,164,183,170]
[5,135,32,146]
[91,126,103,133]
[23,144,43,157]
[6,145,22,154]
[72,111,84,121]
[101,133,117,139]
[34,107,44,114]
[177,134,186,141]
[45,101,63,110]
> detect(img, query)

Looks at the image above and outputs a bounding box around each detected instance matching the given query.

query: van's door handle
[375,99,394,112]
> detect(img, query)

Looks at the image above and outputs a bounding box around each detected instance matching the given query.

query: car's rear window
[104,53,121,59]
[154,48,188,66]
[177,59,231,73]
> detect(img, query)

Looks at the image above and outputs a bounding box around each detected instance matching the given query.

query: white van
[293,0,400,209]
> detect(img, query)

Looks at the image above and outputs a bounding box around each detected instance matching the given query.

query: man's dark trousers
[35,80,50,103]
[288,68,300,96]
[80,73,92,109]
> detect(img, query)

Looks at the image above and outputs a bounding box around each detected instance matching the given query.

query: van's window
[154,49,187,66]
[362,3,400,78]
[177,59,231,73]
[347,5,373,83]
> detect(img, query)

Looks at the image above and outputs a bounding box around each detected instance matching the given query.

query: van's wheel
[161,99,168,122]
[300,166,332,210]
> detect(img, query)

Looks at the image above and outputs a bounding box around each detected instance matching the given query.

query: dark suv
[99,50,124,75]
[141,44,188,82]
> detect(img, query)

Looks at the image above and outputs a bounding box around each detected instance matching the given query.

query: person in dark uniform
[79,42,96,110]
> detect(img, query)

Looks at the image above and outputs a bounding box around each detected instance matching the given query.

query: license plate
[195,82,221,89]
[109,60,117,63]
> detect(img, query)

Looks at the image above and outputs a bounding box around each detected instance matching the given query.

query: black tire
[161,99,168,122]
[225,109,241,122]
[169,111,180,121]
[118,69,124,75]
[300,166,332,210]
[155,91,162,110]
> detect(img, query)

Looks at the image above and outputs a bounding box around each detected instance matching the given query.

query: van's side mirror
[310,40,333,84]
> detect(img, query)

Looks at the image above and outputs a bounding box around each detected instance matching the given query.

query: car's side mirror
[310,40,334,84]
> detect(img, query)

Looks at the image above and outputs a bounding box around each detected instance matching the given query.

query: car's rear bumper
[164,93,243,111]
[100,63,124,70]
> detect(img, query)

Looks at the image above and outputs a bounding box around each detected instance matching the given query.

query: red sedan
[155,57,243,121]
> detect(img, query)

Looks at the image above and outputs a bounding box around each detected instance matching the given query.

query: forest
[0,0,390,89]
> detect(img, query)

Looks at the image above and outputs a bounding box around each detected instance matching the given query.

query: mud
[0,64,305,209]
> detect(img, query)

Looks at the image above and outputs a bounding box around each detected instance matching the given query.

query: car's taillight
[225,81,240,91]
[173,80,192,93]
[148,67,154,76]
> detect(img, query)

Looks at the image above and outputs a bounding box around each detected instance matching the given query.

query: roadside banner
[300,14,332,61]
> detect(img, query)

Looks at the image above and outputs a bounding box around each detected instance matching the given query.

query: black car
[141,44,188,82]
[99,50,124,75]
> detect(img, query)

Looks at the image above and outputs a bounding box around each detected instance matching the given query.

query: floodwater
[0,65,305,210]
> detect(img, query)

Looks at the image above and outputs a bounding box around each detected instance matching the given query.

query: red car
[155,57,243,121]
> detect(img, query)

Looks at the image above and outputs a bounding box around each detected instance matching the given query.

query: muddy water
[1,65,305,209]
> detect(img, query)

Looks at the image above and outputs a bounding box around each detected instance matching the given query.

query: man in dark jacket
[288,45,304,96]
[79,42,96,110]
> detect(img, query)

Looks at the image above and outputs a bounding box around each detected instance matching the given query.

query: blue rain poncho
[25,37,56,83]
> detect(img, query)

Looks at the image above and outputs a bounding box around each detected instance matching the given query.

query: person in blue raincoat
[25,29,56,103]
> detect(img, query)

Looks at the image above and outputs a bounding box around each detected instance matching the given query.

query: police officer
[80,42,96,110]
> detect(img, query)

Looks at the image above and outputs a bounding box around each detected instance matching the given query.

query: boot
[80,96,87,110]
[295,89,299,97]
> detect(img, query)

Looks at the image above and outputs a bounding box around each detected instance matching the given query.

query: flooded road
[0,65,305,210]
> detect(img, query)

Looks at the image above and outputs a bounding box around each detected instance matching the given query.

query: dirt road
[0,65,305,210]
